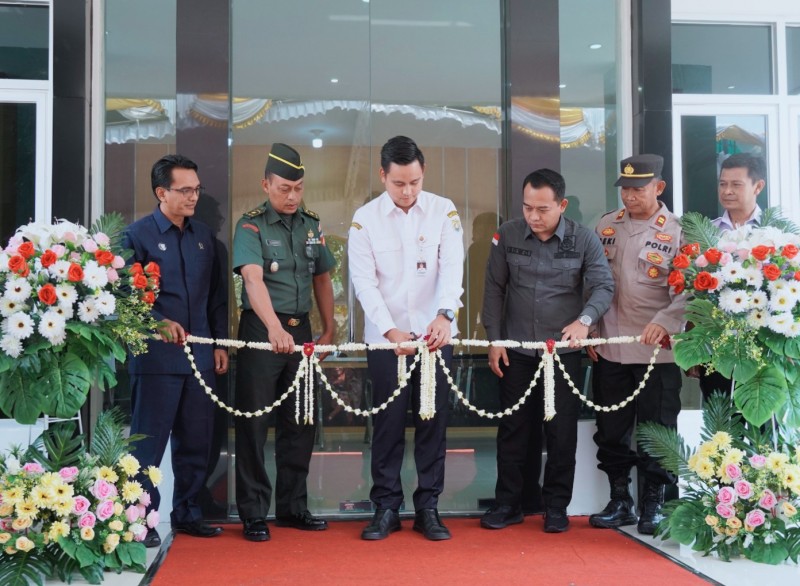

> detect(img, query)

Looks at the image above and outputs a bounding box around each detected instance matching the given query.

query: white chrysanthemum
[0,297,25,317]
[82,260,108,289]
[767,312,795,336]
[3,312,34,339]
[4,278,32,302]
[49,260,71,281]
[769,291,797,313]
[718,289,751,313]
[720,262,746,283]
[55,284,77,308]
[750,290,768,309]
[0,253,9,273]
[38,311,66,345]
[742,268,764,289]
[93,292,116,316]
[51,304,73,320]
[746,309,769,329]
[77,299,99,323]
[768,280,788,295]
[0,334,23,358]
[788,321,800,337]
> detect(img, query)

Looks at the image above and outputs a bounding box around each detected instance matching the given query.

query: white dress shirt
[348,191,465,344]
[711,205,761,232]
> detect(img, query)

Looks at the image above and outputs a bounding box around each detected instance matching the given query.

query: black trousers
[699,369,733,403]
[592,356,681,484]
[130,371,215,524]
[234,310,315,520]
[366,346,453,511]
[494,350,582,510]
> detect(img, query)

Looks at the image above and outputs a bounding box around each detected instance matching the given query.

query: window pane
[0,5,48,80]
[672,24,773,95]
[788,26,800,95]
[0,103,36,243]
[680,115,768,217]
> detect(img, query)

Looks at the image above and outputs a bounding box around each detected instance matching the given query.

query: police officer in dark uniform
[124,154,228,547]
[481,169,614,533]
[232,143,336,542]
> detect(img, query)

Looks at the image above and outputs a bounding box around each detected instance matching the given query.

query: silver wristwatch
[578,314,592,327]
[437,308,455,322]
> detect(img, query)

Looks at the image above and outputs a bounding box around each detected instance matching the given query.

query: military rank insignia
[655,232,672,242]
[616,209,625,220]
[601,227,616,236]
[350,222,362,231]
[655,215,666,227]
[646,252,663,265]
[647,266,660,279]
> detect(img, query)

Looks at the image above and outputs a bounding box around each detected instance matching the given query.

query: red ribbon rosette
[302,342,315,357]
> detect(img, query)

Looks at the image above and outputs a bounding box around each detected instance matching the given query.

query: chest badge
[655,232,672,242]
[646,252,663,265]
[647,266,660,279]
[198,242,204,250]
[308,230,314,239]
[270,261,279,273]
[601,227,616,236]
[158,243,166,251]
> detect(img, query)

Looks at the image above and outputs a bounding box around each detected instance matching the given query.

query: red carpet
[151,517,709,586]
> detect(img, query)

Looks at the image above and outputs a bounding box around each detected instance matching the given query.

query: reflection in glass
[0,103,36,244]
[680,115,768,218]
[788,27,800,95]
[672,24,773,95]
[0,5,48,80]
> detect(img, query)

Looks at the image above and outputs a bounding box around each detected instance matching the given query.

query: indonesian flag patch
[492,232,500,246]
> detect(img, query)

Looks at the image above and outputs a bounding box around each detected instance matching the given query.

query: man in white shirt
[348,136,464,541]
[711,153,765,232]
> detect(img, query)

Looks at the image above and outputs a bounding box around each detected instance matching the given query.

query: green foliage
[678,211,722,251]
[24,421,84,471]
[0,549,51,586]
[89,212,127,249]
[700,393,744,442]
[636,422,691,477]
[760,207,800,234]
[734,366,788,427]
[90,408,144,466]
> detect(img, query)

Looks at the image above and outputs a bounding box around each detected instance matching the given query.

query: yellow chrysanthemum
[705,515,719,527]
[0,532,11,544]
[694,458,716,480]
[80,527,95,541]
[698,442,717,458]
[711,432,732,451]
[781,502,797,518]
[0,503,14,517]
[117,454,140,477]
[52,497,73,517]
[1,487,24,506]
[52,483,74,500]
[109,520,124,532]
[15,499,39,520]
[767,452,790,474]
[121,480,143,504]
[122,531,134,543]
[14,536,35,553]
[48,521,70,540]
[145,466,162,487]
[726,516,742,530]
[38,472,61,488]
[781,464,800,486]
[30,485,54,508]
[96,466,119,483]
[720,448,744,467]
[11,517,32,531]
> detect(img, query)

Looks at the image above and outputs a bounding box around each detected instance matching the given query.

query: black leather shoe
[143,528,161,548]
[361,508,401,540]
[243,518,270,542]
[413,508,451,541]
[589,498,638,528]
[172,520,224,538]
[543,507,569,533]
[274,510,328,531]
[480,505,524,529]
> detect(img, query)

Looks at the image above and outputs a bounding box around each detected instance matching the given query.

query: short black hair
[380,136,425,173]
[720,153,766,183]
[151,154,198,197]
[522,168,566,201]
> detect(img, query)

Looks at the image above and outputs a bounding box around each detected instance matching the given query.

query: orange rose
[40,250,57,268]
[8,255,30,277]
[17,242,35,259]
[668,270,685,287]
[132,274,148,290]
[67,263,84,283]
[673,282,685,294]
[130,262,144,276]
[672,254,690,269]
[142,290,155,304]
[763,264,782,281]
[781,244,799,259]
[94,250,115,266]
[693,271,718,291]
[144,261,160,277]
[681,243,700,256]
[795,271,800,281]
[751,245,772,261]
[37,284,58,306]
[704,248,722,264]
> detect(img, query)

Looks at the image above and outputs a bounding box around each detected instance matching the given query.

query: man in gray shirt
[480,168,614,533]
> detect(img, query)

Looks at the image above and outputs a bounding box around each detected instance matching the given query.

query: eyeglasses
[166,186,203,197]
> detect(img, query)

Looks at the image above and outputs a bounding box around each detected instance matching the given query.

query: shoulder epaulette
[301,207,320,221]
[243,206,266,218]
[600,209,619,218]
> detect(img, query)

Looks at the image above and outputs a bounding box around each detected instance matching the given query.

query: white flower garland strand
[183,334,661,420]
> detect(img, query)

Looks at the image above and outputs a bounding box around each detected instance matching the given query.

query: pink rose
[106,268,119,283]
[725,463,742,481]
[749,454,767,469]
[22,462,44,474]
[79,512,97,528]
[129,523,147,542]
[137,504,147,518]
[139,492,151,507]
[146,510,160,529]
[59,466,79,483]
[125,505,141,523]
[694,255,709,268]
[721,242,737,254]
[51,244,67,258]
[72,495,91,515]
[92,479,117,500]
[716,503,736,519]
[82,239,98,253]
[737,248,750,260]
[734,480,754,499]
[93,233,110,246]
[759,489,777,509]
[62,231,77,243]
[96,499,116,522]
[717,486,738,505]
[745,509,766,528]
[111,255,125,269]
[719,252,733,266]
[69,251,81,261]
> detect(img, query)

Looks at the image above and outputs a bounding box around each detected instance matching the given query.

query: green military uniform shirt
[232,201,336,314]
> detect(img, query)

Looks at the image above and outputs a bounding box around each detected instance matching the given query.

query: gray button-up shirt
[482,215,614,356]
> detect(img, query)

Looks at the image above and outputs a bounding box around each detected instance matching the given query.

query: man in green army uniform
[232,143,336,542]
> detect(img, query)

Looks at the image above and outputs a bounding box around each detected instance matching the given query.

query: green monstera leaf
[734,366,788,426]
[40,352,93,419]
[0,368,46,424]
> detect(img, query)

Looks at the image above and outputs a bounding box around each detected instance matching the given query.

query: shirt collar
[263,200,288,225]
[718,205,762,230]
[525,215,566,241]
[153,205,193,234]
[379,190,429,215]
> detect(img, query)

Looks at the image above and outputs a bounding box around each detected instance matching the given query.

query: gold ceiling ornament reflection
[510,97,595,149]
[106,98,165,112]
[189,94,273,129]
[472,105,501,119]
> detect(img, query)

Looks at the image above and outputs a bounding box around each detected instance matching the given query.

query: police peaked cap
[265,143,305,181]
[614,154,664,188]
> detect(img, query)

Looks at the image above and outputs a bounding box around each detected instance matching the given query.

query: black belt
[275,312,309,327]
